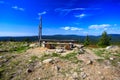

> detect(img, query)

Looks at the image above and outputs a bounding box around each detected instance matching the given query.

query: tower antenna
[38,16,42,46]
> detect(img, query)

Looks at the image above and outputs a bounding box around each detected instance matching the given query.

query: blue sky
[0,0,120,36]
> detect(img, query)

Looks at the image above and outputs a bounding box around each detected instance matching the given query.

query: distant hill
[0,34,120,44]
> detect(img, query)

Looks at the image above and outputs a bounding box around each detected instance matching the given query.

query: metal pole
[38,16,42,46]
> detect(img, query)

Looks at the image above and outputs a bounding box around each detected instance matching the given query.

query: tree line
[84,31,111,47]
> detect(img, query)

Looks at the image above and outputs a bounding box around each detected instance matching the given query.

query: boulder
[106,46,119,51]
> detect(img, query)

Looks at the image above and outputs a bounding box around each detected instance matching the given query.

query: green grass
[39,52,81,63]
[0,42,29,53]
[31,56,39,61]
[39,53,60,61]
[0,68,4,75]
[96,59,104,63]
[60,52,81,63]
[51,53,60,57]
[93,49,104,57]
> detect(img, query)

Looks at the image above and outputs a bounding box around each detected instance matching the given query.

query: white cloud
[55,8,100,16]
[55,8,100,12]
[38,11,47,16]
[61,26,83,31]
[62,26,70,30]
[12,6,24,11]
[89,24,111,30]
[55,8,85,16]
[71,27,83,30]
[55,8,85,12]
[114,24,117,26]
[75,14,86,18]
[19,8,24,11]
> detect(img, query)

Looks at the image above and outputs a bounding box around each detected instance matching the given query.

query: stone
[72,72,78,79]
[98,71,101,74]
[106,46,119,51]
[80,72,87,79]
[80,68,84,72]
[106,46,113,50]
[118,62,120,64]
[86,60,93,65]
[23,44,29,47]
[27,68,33,73]
[0,56,3,59]
[54,65,60,72]
[109,57,114,60]
[79,48,85,54]
[55,49,64,53]
[42,59,53,64]
[29,43,37,48]
[35,62,42,68]
[29,60,32,62]
[42,41,46,47]
[101,76,105,79]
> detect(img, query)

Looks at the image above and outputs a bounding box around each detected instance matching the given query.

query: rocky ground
[0,42,120,80]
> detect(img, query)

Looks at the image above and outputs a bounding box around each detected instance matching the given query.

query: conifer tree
[84,35,90,46]
[97,31,111,47]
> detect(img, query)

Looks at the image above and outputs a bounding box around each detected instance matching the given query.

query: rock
[109,57,114,60]
[75,45,84,49]
[29,43,37,48]
[72,72,78,79]
[29,60,32,62]
[27,68,33,73]
[80,68,84,72]
[118,62,120,64]
[106,46,119,51]
[101,76,105,79]
[106,46,113,50]
[79,48,85,54]
[80,45,85,48]
[86,60,93,65]
[55,49,64,53]
[104,60,111,66]
[112,53,117,55]
[23,44,29,47]
[98,71,101,74]
[0,56,3,59]
[54,65,60,72]
[80,72,87,79]
[42,59,53,64]
[35,62,42,68]
[42,41,46,47]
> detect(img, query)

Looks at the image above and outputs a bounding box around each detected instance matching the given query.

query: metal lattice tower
[38,16,42,46]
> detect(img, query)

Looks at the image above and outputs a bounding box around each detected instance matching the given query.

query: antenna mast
[38,16,42,46]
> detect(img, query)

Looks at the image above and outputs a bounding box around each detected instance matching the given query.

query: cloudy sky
[0,0,120,36]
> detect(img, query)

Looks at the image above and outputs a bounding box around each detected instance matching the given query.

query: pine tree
[84,35,90,46]
[97,31,111,47]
